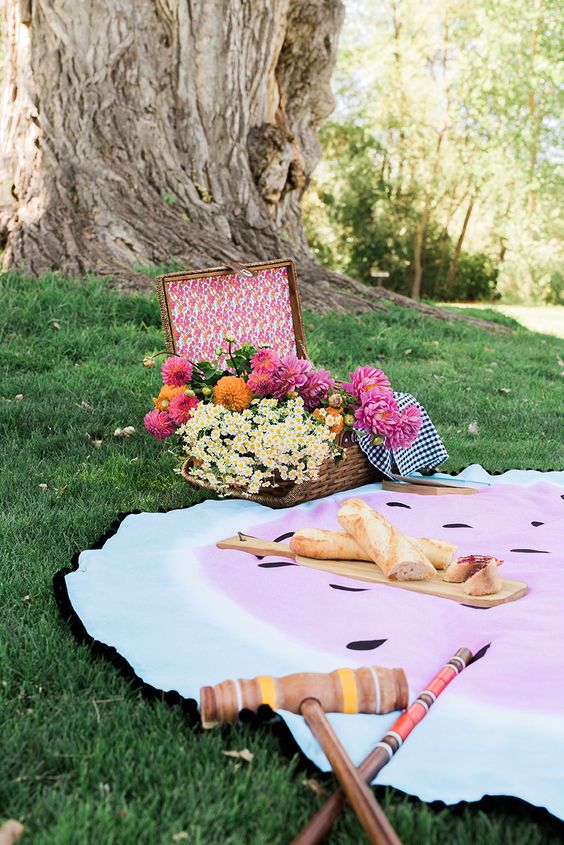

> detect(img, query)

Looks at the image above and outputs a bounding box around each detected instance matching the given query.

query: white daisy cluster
[178,397,340,496]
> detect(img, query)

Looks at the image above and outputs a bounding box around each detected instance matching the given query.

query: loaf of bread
[290,528,456,570]
[337,498,436,581]
[410,537,457,570]
[290,529,367,560]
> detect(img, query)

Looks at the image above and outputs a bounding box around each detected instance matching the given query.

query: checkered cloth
[355,392,448,479]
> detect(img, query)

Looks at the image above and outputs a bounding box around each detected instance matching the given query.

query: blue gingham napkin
[355,392,448,479]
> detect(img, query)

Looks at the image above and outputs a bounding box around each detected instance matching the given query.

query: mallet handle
[292,647,473,845]
[300,698,402,845]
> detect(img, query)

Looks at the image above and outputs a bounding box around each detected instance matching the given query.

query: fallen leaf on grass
[468,421,480,435]
[76,400,94,410]
[93,439,103,449]
[114,426,136,437]
[404,348,412,355]
[13,394,23,402]
[22,595,31,602]
[498,388,511,394]
[49,320,61,331]
[38,483,48,491]
[172,833,189,843]
[221,748,253,763]
[302,778,329,798]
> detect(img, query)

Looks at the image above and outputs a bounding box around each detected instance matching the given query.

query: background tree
[305,0,563,302]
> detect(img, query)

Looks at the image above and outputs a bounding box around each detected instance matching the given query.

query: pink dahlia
[298,368,335,411]
[354,391,400,438]
[385,403,423,451]
[250,348,281,373]
[247,369,274,396]
[343,365,391,398]
[144,409,177,440]
[168,392,199,425]
[161,356,193,387]
[271,353,312,399]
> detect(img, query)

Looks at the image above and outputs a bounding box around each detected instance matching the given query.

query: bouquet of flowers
[143,336,422,495]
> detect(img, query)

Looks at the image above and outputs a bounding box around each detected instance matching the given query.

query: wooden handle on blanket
[216,534,296,559]
[291,647,474,845]
[301,698,402,845]
[200,665,408,728]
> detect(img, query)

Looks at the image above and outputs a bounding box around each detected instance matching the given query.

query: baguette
[290,528,456,569]
[290,529,367,560]
[337,498,436,581]
[410,537,457,570]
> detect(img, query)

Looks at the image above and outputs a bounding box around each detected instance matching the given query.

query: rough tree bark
[0,0,508,332]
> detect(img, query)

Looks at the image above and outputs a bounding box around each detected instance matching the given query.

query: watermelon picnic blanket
[57,466,564,820]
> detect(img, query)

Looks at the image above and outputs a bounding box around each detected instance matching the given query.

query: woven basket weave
[181,435,382,508]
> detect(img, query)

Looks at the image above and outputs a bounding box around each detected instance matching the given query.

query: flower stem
[228,341,240,376]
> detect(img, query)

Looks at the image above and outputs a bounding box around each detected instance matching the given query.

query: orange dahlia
[153,384,182,411]
[213,376,252,411]
[327,408,344,433]
[313,407,343,433]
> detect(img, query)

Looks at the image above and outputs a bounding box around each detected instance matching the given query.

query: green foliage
[2,273,564,842]
[188,341,258,392]
[305,0,563,303]
[306,123,500,301]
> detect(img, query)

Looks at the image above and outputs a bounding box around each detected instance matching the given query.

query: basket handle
[225,261,257,279]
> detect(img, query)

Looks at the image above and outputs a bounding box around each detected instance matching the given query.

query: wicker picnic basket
[158,259,382,507]
[180,431,382,508]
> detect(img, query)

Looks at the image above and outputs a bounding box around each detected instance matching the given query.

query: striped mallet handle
[291,647,473,845]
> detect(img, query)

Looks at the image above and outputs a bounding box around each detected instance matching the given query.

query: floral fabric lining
[167,267,297,361]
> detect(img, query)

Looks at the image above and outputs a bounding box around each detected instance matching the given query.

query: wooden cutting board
[381,481,478,496]
[217,535,528,608]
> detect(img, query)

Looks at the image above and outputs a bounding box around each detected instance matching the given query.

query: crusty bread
[444,554,503,584]
[290,527,456,570]
[337,498,436,581]
[290,529,367,560]
[463,559,502,596]
[410,537,457,570]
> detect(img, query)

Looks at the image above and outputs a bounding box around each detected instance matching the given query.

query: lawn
[1,272,563,844]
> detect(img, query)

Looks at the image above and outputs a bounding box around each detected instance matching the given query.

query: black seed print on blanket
[258,561,298,568]
[346,638,387,651]
[329,584,370,592]
[443,523,473,528]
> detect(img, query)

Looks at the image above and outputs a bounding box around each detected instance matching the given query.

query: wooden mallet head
[200,664,408,728]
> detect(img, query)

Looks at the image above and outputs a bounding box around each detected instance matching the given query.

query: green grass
[1,272,563,844]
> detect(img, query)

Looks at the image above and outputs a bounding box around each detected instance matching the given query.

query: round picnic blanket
[56,466,564,820]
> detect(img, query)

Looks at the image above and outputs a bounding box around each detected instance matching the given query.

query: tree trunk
[0,0,511,333]
[0,0,344,288]
[444,195,474,292]
[411,201,429,299]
